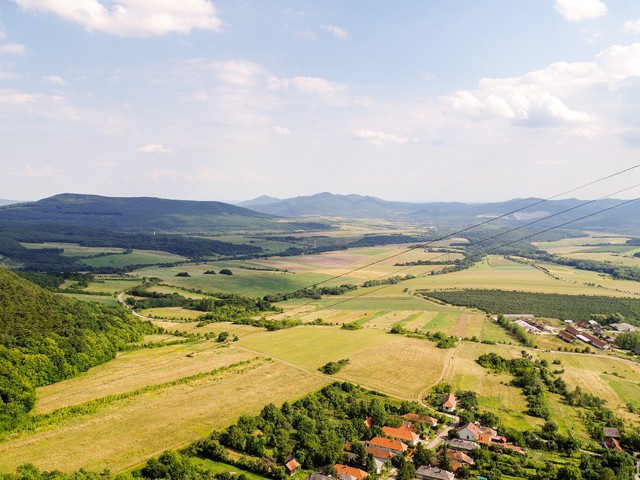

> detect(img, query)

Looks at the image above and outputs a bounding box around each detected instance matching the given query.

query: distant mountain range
[239,192,640,233]
[0,193,326,233]
[0,192,637,236]
[0,199,18,206]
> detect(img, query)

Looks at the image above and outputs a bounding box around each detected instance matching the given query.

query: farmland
[3,231,640,476]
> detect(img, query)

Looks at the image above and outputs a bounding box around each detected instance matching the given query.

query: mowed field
[0,347,330,474]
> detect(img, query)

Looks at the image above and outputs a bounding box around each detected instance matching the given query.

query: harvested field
[338,335,448,399]
[34,342,256,414]
[0,358,329,474]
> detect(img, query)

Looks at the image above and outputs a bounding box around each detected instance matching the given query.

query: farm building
[611,323,638,332]
[558,330,575,343]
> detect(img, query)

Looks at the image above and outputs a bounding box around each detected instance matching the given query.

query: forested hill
[0,268,151,431]
[242,192,640,233]
[0,193,290,233]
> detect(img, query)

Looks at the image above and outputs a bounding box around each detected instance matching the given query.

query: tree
[217,331,229,343]
[219,269,233,276]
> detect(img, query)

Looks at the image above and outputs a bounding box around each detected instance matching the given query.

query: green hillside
[0,268,151,431]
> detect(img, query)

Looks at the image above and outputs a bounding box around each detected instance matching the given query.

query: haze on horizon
[1,0,640,203]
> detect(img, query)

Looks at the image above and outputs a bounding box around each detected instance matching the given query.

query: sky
[1,0,640,203]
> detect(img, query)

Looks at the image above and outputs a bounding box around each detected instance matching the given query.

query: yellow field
[0,356,329,474]
[34,342,255,414]
[338,335,449,399]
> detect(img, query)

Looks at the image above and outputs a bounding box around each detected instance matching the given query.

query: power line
[279,182,640,317]
[294,163,640,289]
[283,195,639,318]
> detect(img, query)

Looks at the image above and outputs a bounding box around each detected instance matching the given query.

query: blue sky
[1,0,640,203]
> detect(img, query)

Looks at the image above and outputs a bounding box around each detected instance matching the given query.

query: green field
[81,250,187,268]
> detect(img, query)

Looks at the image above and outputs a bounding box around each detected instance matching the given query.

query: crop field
[80,250,187,268]
[82,277,142,293]
[34,342,255,414]
[8,238,640,475]
[0,355,329,474]
[133,262,337,297]
[59,293,119,305]
[338,335,449,399]
[533,234,631,254]
[563,251,640,268]
[445,343,539,431]
[20,242,126,255]
[237,326,391,371]
[152,320,264,339]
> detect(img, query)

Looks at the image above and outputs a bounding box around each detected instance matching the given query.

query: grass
[133,263,336,297]
[0,354,329,474]
[140,307,205,321]
[81,250,186,268]
[33,342,256,414]
[58,293,119,306]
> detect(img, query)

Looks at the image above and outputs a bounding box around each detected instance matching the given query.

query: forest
[0,268,153,432]
[423,289,640,322]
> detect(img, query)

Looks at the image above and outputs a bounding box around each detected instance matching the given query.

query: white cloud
[12,0,223,38]
[0,43,27,55]
[624,19,640,34]
[595,42,640,79]
[42,75,67,86]
[554,0,607,22]
[136,144,172,154]
[320,24,348,40]
[273,125,290,136]
[17,165,55,177]
[0,89,42,105]
[354,130,409,146]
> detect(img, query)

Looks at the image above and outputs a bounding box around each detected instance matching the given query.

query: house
[604,427,621,439]
[401,413,438,427]
[457,422,482,442]
[442,393,457,412]
[415,466,455,480]
[446,439,479,452]
[364,417,374,429]
[604,437,623,452]
[364,446,393,473]
[285,458,300,476]
[366,436,408,454]
[446,449,475,467]
[382,425,420,445]
[334,464,369,480]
